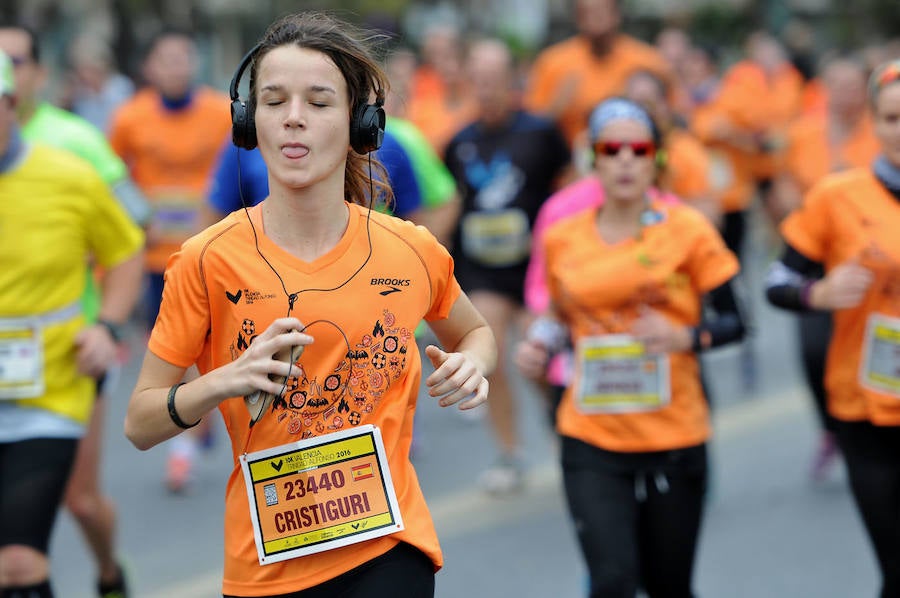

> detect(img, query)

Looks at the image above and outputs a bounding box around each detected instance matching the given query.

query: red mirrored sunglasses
[593,140,657,157]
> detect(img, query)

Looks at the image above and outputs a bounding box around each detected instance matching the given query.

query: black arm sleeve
[691,277,747,352]
[764,243,825,312]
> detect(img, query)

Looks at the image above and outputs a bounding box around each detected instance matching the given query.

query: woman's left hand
[631,306,692,354]
[424,345,489,410]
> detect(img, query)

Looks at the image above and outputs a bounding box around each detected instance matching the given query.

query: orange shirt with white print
[782,113,879,194]
[660,128,712,202]
[525,34,670,145]
[781,168,900,426]
[543,200,739,452]
[148,203,460,596]
[108,87,231,273]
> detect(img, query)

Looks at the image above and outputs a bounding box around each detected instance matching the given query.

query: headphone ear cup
[655,148,668,170]
[349,102,385,154]
[231,99,257,150]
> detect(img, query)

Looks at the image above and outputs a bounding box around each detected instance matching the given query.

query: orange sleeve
[690,101,729,144]
[779,181,834,263]
[411,224,461,322]
[147,238,211,367]
[684,210,740,293]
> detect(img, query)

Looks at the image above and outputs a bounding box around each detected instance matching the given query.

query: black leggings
[720,210,746,262]
[561,437,707,598]
[835,421,900,598]
[0,438,78,553]
[224,542,434,598]
[797,311,836,433]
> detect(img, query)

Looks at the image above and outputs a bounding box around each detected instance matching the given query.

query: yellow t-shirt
[0,144,144,422]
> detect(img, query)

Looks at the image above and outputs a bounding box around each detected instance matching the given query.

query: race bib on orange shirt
[240,425,404,565]
[860,313,900,397]
[150,192,200,244]
[574,335,670,413]
[0,318,43,400]
[460,208,531,267]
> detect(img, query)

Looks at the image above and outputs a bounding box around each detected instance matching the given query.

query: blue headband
[588,98,654,142]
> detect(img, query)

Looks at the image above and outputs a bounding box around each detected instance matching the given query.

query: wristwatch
[96,318,126,343]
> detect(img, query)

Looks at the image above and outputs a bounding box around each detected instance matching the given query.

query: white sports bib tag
[574,335,670,413]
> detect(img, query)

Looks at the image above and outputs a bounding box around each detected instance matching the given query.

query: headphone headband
[230,43,260,102]
[229,41,385,153]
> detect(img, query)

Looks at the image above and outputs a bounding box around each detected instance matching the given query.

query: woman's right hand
[810,257,874,310]
[217,317,314,398]
[515,339,550,382]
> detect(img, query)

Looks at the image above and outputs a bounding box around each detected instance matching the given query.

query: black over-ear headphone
[229,43,386,154]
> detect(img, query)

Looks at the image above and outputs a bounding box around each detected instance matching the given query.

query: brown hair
[249,12,392,208]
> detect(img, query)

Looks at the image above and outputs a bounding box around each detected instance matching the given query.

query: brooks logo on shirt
[371,278,410,286]
[371,278,410,295]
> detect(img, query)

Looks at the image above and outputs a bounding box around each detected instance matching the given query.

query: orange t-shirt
[524,34,670,145]
[692,61,804,210]
[109,86,232,272]
[543,201,739,452]
[781,169,900,426]
[690,99,755,214]
[661,128,712,202]
[781,113,879,194]
[148,203,461,595]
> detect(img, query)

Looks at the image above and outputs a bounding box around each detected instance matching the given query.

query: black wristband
[96,318,125,343]
[167,383,200,429]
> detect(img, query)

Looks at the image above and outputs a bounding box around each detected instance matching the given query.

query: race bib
[151,194,200,244]
[240,424,404,565]
[0,318,43,400]
[860,313,900,397]
[574,335,670,413]
[460,208,530,267]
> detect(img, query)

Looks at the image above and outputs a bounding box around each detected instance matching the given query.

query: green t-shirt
[23,103,132,322]
[386,118,455,208]
[23,103,127,185]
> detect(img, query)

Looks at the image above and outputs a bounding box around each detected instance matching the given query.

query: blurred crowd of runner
[2,0,900,595]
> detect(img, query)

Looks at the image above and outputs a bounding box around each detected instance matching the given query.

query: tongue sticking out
[283,146,309,159]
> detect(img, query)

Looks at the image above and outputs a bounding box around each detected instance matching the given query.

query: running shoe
[811,432,839,482]
[165,453,194,494]
[478,454,525,495]
[97,562,129,598]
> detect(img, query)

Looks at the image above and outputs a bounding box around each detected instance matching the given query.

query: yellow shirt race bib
[0,318,43,400]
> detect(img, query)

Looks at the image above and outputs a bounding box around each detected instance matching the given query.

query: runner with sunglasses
[516,97,746,597]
